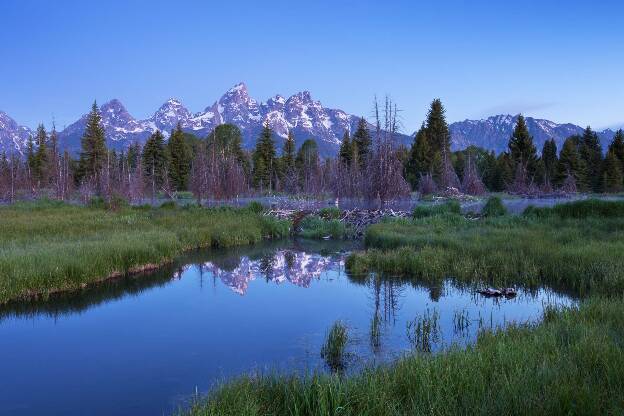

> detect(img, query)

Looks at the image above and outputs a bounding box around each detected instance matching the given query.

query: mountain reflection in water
[0,239,575,416]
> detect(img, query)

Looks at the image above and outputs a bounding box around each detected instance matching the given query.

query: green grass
[481,196,507,217]
[346,200,624,297]
[183,199,624,415]
[298,216,349,239]
[185,297,624,415]
[412,200,461,218]
[320,321,349,372]
[0,201,289,303]
[318,207,342,220]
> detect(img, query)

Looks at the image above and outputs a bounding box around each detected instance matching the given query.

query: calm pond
[0,239,574,415]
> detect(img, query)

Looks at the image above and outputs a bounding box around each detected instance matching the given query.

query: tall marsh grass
[320,321,349,372]
[180,200,624,415]
[0,202,289,303]
[348,200,624,296]
[185,297,624,415]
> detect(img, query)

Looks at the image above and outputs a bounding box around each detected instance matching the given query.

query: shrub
[299,216,347,239]
[159,200,178,210]
[413,200,461,218]
[482,196,507,217]
[87,196,106,209]
[246,201,265,213]
[523,199,624,219]
[319,207,342,220]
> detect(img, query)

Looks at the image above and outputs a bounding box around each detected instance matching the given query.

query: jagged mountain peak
[287,90,315,105]
[4,84,405,156]
[0,111,33,154]
[151,98,191,131]
[449,114,616,154]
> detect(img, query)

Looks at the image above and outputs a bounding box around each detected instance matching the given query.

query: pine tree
[282,130,296,171]
[508,115,538,180]
[579,126,603,192]
[405,124,431,189]
[352,118,371,166]
[127,142,141,172]
[77,102,107,186]
[602,149,623,193]
[607,129,624,174]
[481,150,498,191]
[556,136,586,190]
[424,99,451,159]
[32,124,48,185]
[541,138,558,185]
[493,153,513,192]
[252,123,277,190]
[338,131,353,166]
[142,130,168,197]
[167,123,191,190]
[296,139,320,192]
[26,136,35,179]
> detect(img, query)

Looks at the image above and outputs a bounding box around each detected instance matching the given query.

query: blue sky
[1,0,623,132]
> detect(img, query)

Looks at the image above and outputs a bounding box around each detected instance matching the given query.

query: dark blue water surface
[0,240,573,416]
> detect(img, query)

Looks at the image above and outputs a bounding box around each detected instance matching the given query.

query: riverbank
[0,201,289,304]
[184,199,624,415]
[347,199,624,297]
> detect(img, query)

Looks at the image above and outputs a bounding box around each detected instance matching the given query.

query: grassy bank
[347,200,624,296]
[184,200,624,415]
[0,201,289,303]
[185,296,624,415]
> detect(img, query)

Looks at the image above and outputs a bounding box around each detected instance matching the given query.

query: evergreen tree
[602,149,623,193]
[127,142,141,171]
[352,118,371,166]
[295,139,319,192]
[508,115,538,179]
[405,124,431,188]
[282,130,296,171]
[541,138,558,184]
[167,123,191,190]
[556,136,586,189]
[338,131,353,166]
[481,150,498,191]
[252,123,277,190]
[493,153,513,192]
[32,124,48,184]
[607,129,624,174]
[142,130,168,195]
[26,136,35,178]
[77,102,107,185]
[206,124,247,164]
[579,126,603,192]
[424,99,451,159]
[453,151,465,181]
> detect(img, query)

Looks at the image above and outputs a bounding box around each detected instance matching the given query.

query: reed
[0,201,289,303]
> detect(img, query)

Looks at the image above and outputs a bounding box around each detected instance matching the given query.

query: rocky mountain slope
[449,114,617,154]
[1,85,620,156]
[55,83,374,157]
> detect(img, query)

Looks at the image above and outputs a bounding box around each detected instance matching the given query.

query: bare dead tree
[418,172,438,196]
[364,95,410,207]
[461,154,486,195]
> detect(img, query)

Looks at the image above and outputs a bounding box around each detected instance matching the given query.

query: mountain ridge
[0,84,620,156]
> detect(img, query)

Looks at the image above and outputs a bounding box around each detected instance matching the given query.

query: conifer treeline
[404,102,624,195]
[2,99,624,204]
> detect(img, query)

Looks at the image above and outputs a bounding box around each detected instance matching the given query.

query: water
[196,194,624,214]
[0,240,574,416]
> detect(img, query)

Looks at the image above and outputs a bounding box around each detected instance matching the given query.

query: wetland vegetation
[0,201,288,304]
[183,199,624,415]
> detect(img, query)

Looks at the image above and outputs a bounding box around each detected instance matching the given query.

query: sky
[1,0,623,133]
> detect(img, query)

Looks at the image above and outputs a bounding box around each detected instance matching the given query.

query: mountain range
[0,83,620,157]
